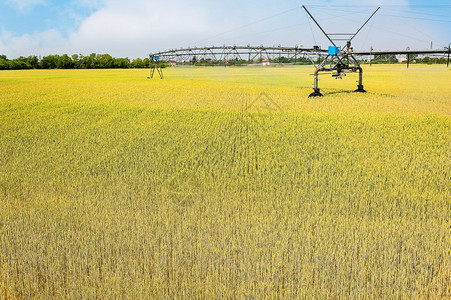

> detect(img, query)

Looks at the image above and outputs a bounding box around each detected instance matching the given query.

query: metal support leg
[354,67,366,93]
[157,67,164,79]
[148,66,155,79]
[148,63,163,79]
[309,69,323,97]
[447,43,450,68]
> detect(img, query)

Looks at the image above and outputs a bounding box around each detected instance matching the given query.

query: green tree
[8,59,31,69]
[142,58,150,68]
[0,53,154,69]
[71,54,80,68]
[273,56,289,64]
[96,54,114,68]
[79,53,97,69]
[374,54,397,64]
[26,56,39,68]
[40,55,59,69]
[57,54,74,69]
[0,57,9,70]
[131,58,145,68]
[113,57,130,68]
[421,56,431,64]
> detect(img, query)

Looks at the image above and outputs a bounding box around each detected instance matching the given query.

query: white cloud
[1,0,216,57]
[63,0,218,57]
[0,28,65,57]
[0,0,449,58]
[74,0,104,10]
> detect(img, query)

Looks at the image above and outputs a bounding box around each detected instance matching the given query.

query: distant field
[0,65,450,298]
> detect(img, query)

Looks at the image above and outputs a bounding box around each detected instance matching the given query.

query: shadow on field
[324,90,355,95]
[317,88,395,98]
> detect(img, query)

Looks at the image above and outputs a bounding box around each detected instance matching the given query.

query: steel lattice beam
[150,45,328,63]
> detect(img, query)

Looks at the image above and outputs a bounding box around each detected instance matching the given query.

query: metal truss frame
[150,45,328,65]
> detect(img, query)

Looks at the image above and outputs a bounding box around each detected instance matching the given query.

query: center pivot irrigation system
[303,5,378,97]
[148,5,450,97]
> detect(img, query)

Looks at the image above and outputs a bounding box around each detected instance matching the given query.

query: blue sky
[0,0,450,58]
[1,1,93,36]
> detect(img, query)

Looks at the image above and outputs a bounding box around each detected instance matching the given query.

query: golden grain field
[0,65,450,298]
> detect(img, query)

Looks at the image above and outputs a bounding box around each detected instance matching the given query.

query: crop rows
[0,66,450,298]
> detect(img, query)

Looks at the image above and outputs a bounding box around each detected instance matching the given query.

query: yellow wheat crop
[0,65,450,298]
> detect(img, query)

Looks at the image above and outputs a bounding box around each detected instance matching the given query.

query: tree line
[0,53,160,70]
[1,53,447,70]
[371,54,448,64]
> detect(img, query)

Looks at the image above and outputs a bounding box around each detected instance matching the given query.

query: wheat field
[0,65,450,298]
